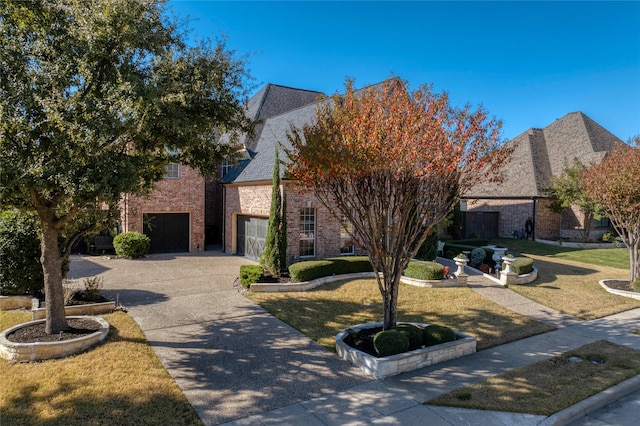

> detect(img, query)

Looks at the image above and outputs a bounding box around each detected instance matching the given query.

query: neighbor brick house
[120,163,206,253]
[462,112,623,240]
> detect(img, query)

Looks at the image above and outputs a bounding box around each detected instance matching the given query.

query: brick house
[120,163,206,253]
[462,112,623,240]
[221,84,366,263]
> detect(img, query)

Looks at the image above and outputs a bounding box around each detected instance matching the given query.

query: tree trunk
[382,273,400,330]
[41,221,68,334]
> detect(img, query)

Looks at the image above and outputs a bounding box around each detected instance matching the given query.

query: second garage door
[143,213,190,253]
[236,216,268,261]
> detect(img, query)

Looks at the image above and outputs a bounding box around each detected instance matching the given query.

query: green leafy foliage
[260,150,287,276]
[83,276,104,301]
[415,232,439,261]
[470,248,487,265]
[392,324,424,350]
[373,329,410,356]
[423,325,455,346]
[288,257,373,282]
[403,261,445,280]
[240,265,264,288]
[113,232,150,259]
[502,257,534,275]
[0,209,43,295]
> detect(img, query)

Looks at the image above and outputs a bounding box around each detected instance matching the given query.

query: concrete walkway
[69,253,640,425]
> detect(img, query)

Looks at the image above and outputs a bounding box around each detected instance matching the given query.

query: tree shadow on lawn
[520,257,599,288]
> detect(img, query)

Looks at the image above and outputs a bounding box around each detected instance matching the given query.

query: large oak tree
[583,139,640,286]
[0,0,252,333]
[287,79,511,330]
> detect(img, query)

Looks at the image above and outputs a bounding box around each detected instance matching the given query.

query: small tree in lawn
[583,139,640,286]
[287,79,511,330]
[260,149,287,276]
[547,158,601,242]
[0,0,252,334]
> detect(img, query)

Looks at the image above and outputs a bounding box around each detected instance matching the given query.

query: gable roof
[465,111,624,198]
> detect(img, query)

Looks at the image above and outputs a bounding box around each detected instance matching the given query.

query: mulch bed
[5,317,103,343]
[602,280,635,292]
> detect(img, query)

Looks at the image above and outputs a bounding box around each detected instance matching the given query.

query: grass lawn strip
[426,340,640,416]
[0,310,203,426]
[248,278,554,352]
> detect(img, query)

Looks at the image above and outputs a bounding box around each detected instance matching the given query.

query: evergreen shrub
[423,325,455,346]
[112,232,150,258]
[240,265,264,288]
[502,257,534,275]
[373,329,410,357]
[288,256,372,282]
[392,324,424,350]
[403,261,445,280]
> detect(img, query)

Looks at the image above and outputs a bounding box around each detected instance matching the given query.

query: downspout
[532,197,537,241]
[222,183,226,253]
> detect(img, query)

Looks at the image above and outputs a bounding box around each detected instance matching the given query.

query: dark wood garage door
[463,211,499,239]
[236,216,268,261]
[143,213,190,254]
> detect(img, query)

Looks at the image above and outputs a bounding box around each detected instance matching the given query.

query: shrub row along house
[118,81,624,259]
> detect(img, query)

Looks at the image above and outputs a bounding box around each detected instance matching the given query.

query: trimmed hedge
[423,325,455,346]
[288,256,373,282]
[403,261,445,280]
[444,243,494,263]
[240,265,264,288]
[113,232,150,258]
[392,324,424,350]
[502,256,534,275]
[373,329,410,357]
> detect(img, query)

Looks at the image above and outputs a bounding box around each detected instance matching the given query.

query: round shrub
[240,265,264,288]
[423,325,455,347]
[470,248,486,265]
[0,209,43,295]
[392,324,424,350]
[373,329,410,357]
[403,261,444,280]
[288,256,372,282]
[113,232,150,258]
[502,256,534,275]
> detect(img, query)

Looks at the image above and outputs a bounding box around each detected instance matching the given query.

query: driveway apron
[69,252,369,425]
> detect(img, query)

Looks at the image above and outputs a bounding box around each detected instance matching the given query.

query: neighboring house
[462,112,623,240]
[221,83,366,263]
[120,163,206,253]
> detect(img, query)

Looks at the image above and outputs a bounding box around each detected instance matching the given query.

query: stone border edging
[479,267,538,286]
[335,322,476,378]
[599,280,640,301]
[0,316,110,362]
[31,301,116,319]
[0,295,37,311]
[540,374,640,426]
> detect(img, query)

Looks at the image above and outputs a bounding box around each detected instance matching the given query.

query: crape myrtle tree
[583,139,640,286]
[0,0,253,334]
[287,79,511,330]
[547,158,601,242]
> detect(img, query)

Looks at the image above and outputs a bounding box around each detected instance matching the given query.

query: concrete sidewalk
[69,253,640,425]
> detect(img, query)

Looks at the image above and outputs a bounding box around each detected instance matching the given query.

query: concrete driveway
[69,251,369,425]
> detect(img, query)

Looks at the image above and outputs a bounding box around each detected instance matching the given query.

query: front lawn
[248,278,554,352]
[0,310,202,425]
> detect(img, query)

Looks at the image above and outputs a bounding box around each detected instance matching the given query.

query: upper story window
[164,163,180,179]
[221,160,232,178]
[300,207,316,257]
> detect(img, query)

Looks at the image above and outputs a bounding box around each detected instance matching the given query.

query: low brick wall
[31,301,116,320]
[335,322,477,379]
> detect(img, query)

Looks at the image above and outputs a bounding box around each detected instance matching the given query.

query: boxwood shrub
[113,231,150,258]
[423,325,455,347]
[392,324,424,350]
[240,265,264,288]
[373,329,410,357]
[403,261,445,280]
[502,256,534,275]
[288,256,372,282]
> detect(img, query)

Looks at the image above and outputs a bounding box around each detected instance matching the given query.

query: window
[340,214,354,255]
[221,160,232,178]
[300,208,315,257]
[164,163,180,179]
[594,217,610,228]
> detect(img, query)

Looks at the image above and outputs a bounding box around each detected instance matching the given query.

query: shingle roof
[465,112,623,198]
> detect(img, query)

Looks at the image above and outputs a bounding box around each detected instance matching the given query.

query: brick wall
[121,164,205,251]
[224,182,364,264]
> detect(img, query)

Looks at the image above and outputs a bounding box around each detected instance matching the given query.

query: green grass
[488,238,640,319]
[0,310,202,426]
[248,278,554,352]
[427,340,640,415]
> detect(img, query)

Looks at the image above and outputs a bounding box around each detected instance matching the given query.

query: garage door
[143,213,190,254]
[237,216,268,261]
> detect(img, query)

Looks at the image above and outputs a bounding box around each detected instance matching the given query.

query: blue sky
[167,1,640,141]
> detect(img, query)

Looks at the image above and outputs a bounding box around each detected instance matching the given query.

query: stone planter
[599,279,640,301]
[0,295,37,311]
[31,300,116,320]
[0,316,110,362]
[335,322,476,379]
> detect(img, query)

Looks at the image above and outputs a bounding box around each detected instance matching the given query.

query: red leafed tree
[583,139,640,286]
[286,79,512,330]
